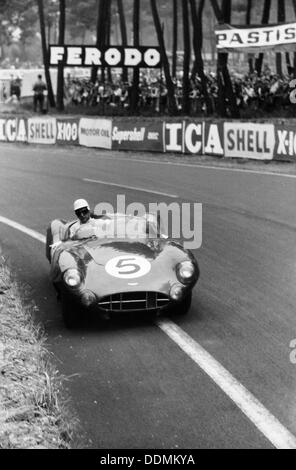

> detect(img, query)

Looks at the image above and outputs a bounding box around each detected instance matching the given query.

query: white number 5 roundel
[105,255,151,279]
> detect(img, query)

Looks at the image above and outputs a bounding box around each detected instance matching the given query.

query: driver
[69,199,98,239]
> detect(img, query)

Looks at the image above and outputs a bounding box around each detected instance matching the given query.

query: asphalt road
[0,143,295,449]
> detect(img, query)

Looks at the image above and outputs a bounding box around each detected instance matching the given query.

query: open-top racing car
[46,209,200,328]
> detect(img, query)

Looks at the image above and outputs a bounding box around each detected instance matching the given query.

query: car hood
[70,238,189,297]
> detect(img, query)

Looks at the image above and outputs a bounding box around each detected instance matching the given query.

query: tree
[37,0,55,107]
[117,0,128,81]
[190,0,213,115]
[210,0,239,117]
[150,0,178,114]
[91,0,107,83]
[182,0,191,114]
[130,0,140,112]
[56,0,65,111]
[255,0,271,76]
[246,0,254,74]
[172,0,178,78]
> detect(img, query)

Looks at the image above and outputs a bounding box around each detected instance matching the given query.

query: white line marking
[1,214,296,449]
[156,319,296,449]
[83,178,179,198]
[0,216,46,243]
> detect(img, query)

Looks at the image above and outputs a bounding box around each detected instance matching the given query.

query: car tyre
[172,292,192,316]
[46,226,53,263]
[61,294,80,329]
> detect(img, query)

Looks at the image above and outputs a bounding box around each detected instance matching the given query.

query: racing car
[46,210,200,328]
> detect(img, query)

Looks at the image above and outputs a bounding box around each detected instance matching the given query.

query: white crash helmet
[73,199,90,212]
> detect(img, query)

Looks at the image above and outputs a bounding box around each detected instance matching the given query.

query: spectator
[33,74,47,112]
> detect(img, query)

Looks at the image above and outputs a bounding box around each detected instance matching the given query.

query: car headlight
[64,268,81,287]
[170,283,186,301]
[177,261,196,284]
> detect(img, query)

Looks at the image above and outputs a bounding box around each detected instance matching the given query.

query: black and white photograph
[0,0,295,454]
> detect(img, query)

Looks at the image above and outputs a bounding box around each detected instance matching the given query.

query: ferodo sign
[78,118,112,149]
[274,125,296,161]
[0,118,27,142]
[164,121,203,154]
[28,117,56,144]
[56,118,79,145]
[50,45,161,68]
[224,122,275,160]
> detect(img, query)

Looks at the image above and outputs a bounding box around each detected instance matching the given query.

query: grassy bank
[0,254,76,449]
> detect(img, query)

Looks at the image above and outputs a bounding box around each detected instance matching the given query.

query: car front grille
[98,292,170,312]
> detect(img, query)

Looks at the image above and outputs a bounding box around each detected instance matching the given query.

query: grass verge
[0,253,76,449]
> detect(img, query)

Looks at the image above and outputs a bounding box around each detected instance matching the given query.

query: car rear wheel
[61,294,80,329]
[45,226,53,263]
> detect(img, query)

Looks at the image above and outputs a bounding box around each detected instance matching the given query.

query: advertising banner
[274,125,296,161]
[224,122,275,160]
[50,45,161,68]
[112,120,163,152]
[164,121,203,155]
[215,22,296,52]
[27,117,56,144]
[56,117,79,145]
[203,122,224,156]
[78,118,112,149]
[0,117,27,142]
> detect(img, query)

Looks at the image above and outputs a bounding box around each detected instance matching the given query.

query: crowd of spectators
[64,68,294,117]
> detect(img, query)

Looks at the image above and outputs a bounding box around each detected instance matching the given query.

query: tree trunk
[276,0,285,77]
[190,0,213,115]
[117,0,128,82]
[255,0,271,76]
[37,0,55,107]
[172,0,178,78]
[211,0,239,117]
[150,0,178,114]
[106,0,112,83]
[292,0,296,77]
[91,0,107,83]
[57,0,66,111]
[182,0,191,114]
[131,0,140,112]
[246,0,254,74]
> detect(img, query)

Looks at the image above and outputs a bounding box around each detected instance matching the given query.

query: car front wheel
[171,292,192,316]
[61,294,80,329]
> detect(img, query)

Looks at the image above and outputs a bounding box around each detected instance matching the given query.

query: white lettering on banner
[204,124,224,155]
[144,48,161,67]
[0,118,27,142]
[184,123,202,154]
[112,127,145,144]
[78,118,112,149]
[224,122,275,160]
[57,121,78,141]
[124,48,142,66]
[50,46,161,68]
[216,22,296,51]
[277,129,296,156]
[147,132,159,141]
[67,47,83,65]
[84,47,101,65]
[28,118,56,144]
[165,123,183,152]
